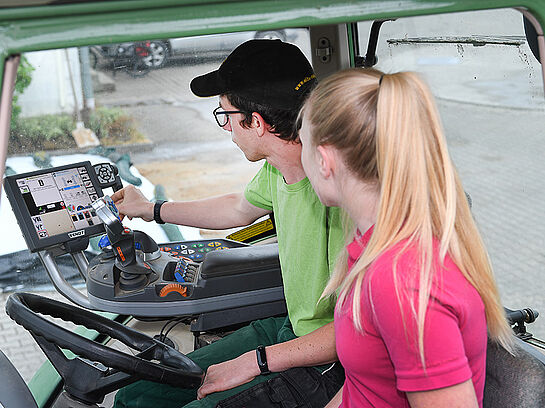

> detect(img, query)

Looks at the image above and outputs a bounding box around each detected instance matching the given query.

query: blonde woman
[297,68,513,407]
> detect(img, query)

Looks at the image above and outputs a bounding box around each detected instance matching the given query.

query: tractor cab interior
[0,2,544,407]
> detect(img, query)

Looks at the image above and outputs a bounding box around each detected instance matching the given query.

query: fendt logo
[68,230,85,238]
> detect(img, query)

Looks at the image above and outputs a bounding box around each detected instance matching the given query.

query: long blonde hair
[305,68,513,365]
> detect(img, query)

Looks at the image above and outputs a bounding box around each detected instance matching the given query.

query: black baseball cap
[190,39,316,110]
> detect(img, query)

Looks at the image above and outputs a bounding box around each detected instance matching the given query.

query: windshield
[0,28,310,382]
[357,8,544,340]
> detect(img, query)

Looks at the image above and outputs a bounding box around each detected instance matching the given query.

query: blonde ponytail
[309,69,513,366]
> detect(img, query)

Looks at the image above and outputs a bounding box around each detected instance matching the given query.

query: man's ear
[251,112,269,137]
[317,145,336,179]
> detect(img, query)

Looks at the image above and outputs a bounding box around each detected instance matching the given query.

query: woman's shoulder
[366,238,482,312]
[369,239,421,279]
[367,239,466,290]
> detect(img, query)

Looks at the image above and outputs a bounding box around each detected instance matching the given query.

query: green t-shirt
[244,162,344,337]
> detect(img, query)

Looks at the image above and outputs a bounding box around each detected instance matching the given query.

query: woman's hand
[110,185,154,221]
[197,351,261,400]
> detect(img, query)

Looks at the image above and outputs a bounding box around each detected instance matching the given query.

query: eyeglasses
[213,107,246,127]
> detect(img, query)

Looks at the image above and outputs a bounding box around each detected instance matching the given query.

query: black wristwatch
[153,200,166,224]
[256,345,271,375]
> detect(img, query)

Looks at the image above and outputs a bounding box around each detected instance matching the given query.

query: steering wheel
[6,292,203,405]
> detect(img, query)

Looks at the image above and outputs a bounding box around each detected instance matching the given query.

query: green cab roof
[0,0,543,55]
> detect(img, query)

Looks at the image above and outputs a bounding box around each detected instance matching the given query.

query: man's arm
[111,185,270,229]
[197,322,337,399]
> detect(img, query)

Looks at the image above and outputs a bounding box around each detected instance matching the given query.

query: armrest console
[200,244,280,279]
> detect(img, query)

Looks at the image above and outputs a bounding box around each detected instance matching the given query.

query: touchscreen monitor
[4,161,105,252]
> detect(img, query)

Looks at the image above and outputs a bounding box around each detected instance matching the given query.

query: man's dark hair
[226,92,300,142]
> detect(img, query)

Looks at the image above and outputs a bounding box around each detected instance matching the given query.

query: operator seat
[0,350,38,408]
[483,337,545,407]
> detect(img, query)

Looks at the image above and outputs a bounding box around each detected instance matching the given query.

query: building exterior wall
[18,48,84,118]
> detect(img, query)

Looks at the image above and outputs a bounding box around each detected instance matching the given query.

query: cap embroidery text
[295,74,316,91]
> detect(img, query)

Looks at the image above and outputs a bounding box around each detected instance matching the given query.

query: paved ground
[0,291,79,382]
[438,99,545,338]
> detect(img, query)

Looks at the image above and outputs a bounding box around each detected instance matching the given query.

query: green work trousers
[114,316,295,408]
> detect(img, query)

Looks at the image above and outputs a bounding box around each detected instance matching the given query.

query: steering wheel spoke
[5,293,204,406]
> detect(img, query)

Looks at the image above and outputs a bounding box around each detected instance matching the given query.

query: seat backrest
[0,350,38,408]
[484,337,545,408]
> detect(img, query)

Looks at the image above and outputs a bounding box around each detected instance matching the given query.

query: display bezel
[3,161,106,252]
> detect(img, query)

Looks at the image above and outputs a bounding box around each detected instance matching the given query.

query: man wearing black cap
[113,40,344,408]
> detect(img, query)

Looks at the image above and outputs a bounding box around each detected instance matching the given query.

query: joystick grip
[92,196,124,236]
[112,229,137,267]
[134,231,159,253]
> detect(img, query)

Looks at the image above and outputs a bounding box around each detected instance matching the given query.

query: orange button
[159,284,188,298]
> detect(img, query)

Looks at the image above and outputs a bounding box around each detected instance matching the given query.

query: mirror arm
[361,19,396,68]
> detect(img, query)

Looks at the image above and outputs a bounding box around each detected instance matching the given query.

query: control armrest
[200,244,280,279]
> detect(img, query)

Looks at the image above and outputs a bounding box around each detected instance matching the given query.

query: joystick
[91,196,166,292]
[87,196,283,318]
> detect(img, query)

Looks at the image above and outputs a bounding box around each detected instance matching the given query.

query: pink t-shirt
[335,227,487,407]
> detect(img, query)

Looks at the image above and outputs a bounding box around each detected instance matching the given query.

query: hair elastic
[378,75,384,86]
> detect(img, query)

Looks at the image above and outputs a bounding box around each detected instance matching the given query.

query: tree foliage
[11,55,34,128]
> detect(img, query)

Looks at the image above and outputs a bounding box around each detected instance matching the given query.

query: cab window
[357,8,544,339]
[0,28,310,381]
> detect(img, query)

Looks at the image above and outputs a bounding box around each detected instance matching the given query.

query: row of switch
[174,258,198,283]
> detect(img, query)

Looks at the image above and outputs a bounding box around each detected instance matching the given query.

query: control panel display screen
[15,166,101,240]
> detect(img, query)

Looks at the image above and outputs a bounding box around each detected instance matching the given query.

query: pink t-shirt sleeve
[367,255,473,392]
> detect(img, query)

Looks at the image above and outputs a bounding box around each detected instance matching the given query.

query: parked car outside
[92,28,301,69]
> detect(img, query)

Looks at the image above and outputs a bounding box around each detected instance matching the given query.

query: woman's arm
[266,321,337,372]
[197,321,337,399]
[406,379,479,408]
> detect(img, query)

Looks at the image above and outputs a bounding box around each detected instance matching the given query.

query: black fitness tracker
[153,200,166,224]
[256,345,271,375]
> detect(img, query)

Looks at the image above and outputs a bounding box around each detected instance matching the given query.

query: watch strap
[256,345,271,375]
[153,200,166,224]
